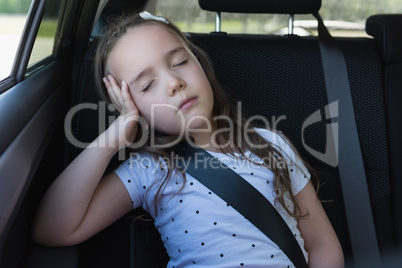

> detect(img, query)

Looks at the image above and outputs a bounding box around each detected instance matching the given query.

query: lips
[178,97,197,111]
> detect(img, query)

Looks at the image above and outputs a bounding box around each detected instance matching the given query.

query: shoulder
[253,127,292,153]
[114,151,166,184]
[254,128,311,193]
[113,151,172,212]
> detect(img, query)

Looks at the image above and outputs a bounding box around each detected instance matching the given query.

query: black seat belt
[175,141,308,268]
[313,12,381,267]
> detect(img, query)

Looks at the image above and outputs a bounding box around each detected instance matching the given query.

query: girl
[33,11,344,267]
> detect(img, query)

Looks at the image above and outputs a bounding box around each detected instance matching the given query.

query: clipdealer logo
[301,101,339,167]
[64,100,339,167]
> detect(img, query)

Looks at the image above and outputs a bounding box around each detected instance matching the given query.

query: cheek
[140,105,183,134]
[195,71,214,103]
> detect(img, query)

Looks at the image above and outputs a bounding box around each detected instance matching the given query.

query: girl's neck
[189,132,242,154]
[189,131,220,152]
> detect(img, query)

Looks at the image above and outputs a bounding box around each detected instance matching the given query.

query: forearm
[32,133,119,245]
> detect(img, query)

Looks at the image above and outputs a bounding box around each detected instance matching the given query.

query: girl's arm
[32,76,138,246]
[295,181,345,268]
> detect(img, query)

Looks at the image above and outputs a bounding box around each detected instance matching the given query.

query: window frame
[0,0,58,94]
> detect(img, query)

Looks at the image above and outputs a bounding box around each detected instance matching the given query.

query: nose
[167,73,186,95]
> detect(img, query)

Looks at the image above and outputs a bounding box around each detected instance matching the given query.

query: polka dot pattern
[115,129,307,267]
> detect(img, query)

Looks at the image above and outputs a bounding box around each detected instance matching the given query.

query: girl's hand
[103,75,141,150]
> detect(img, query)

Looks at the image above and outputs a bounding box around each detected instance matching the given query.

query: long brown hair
[94,12,316,218]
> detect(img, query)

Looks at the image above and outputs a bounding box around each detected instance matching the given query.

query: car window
[0,0,31,80]
[0,0,64,82]
[27,0,63,71]
[156,0,402,37]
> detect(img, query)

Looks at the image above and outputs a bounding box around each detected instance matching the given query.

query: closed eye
[143,80,154,92]
[173,59,188,67]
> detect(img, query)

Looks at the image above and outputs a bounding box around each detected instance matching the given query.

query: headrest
[199,0,321,14]
[366,14,402,64]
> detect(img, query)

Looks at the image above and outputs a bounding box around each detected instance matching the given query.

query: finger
[106,75,122,100]
[103,76,123,111]
[121,80,139,115]
[103,76,118,102]
[109,75,125,106]
[107,85,123,110]
[102,76,112,89]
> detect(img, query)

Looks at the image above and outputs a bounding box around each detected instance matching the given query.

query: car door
[0,0,99,267]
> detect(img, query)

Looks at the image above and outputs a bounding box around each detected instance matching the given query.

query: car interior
[1,0,402,267]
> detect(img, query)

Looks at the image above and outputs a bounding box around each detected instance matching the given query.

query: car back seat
[366,13,402,258]
[66,0,402,267]
[190,0,397,263]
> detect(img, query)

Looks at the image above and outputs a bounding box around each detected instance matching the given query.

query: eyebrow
[129,67,152,86]
[129,46,187,86]
[166,46,186,58]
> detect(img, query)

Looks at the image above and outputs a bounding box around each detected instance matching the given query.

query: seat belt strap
[175,142,308,268]
[313,12,381,267]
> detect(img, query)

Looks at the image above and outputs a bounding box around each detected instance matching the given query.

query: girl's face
[107,24,214,136]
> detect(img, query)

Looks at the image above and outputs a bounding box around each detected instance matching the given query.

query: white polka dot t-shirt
[114,128,310,267]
